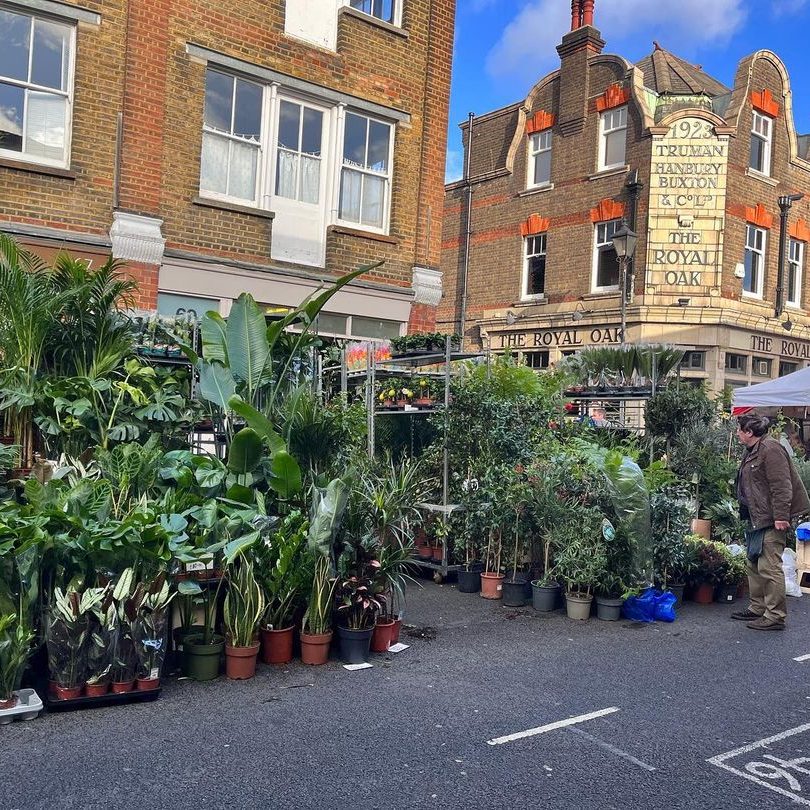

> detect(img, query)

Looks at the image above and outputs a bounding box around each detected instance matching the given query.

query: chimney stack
[557,0,604,135]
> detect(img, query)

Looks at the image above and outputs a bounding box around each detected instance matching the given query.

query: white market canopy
[732,365,810,412]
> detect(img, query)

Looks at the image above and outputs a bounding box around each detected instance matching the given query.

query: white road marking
[708,722,810,807]
[568,727,657,772]
[793,653,810,662]
[486,706,620,746]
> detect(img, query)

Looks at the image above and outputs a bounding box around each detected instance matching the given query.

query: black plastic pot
[184,633,225,681]
[595,596,623,621]
[457,569,481,593]
[337,626,374,664]
[502,579,527,607]
[667,583,685,604]
[532,582,560,612]
[715,584,738,604]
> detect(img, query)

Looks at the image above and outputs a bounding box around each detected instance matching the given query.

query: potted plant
[223,551,265,680]
[301,555,337,665]
[651,488,695,603]
[686,535,730,604]
[594,572,625,622]
[554,507,607,621]
[396,384,413,409]
[716,548,746,604]
[370,537,417,653]
[336,566,384,664]
[480,527,504,600]
[414,377,433,408]
[431,517,449,562]
[109,569,144,691]
[85,596,118,697]
[702,499,746,545]
[0,613,34,711]
[45,585,106,699]
[181,555,227,681]
[133,573,175,690]
[502,489,530,608]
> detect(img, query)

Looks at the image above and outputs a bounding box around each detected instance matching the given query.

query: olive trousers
[747,527,787,623]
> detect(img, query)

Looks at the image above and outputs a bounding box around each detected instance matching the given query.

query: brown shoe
[746,617,786,631]
[731,609,762,621]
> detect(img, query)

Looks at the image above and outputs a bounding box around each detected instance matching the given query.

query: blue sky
[446,0,810,181]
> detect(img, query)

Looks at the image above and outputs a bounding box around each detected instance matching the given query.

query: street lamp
[611,222,637,344]
[775,193,804,317]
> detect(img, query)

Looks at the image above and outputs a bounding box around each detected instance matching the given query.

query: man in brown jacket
[734,413,810,630]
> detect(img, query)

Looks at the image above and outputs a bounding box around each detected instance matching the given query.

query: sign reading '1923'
[497,327,622,350]
[646,116,729,294]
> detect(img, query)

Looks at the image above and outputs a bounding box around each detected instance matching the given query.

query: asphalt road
[4,578,810,810]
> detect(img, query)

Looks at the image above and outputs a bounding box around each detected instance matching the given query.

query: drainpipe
[459,112,475,350]
[625,168,643,303]
[776,193,804,317]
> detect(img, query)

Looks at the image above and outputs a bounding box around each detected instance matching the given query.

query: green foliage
[651,485,695,587]
[0,613,35,701]
[702,498,746,544]
[645,381,718,446]
[224,552,266,647]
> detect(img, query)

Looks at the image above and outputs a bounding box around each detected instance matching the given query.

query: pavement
[4,576,810,810]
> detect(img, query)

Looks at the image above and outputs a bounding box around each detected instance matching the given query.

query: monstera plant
[181,262,380,500]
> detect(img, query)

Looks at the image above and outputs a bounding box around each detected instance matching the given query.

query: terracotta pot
[225,642,260,680]
[0,695,18,710]
[693,582,715,604]
[84,682,109,698]
[300,631,333,665]
[396,400,408,409]
[417,545,433,560]
[414,398,433,407]
[135,677,161,691]
[53,684,83,700]
[111,680,135,694]
[371,619,395,653]
[261,626,294,665]
[390,618,402,645]
[691,518,712,540]
[480,572,505,599]
[432,546,444,562]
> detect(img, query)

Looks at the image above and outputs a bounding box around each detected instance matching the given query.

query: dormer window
[749,111,772,176]
[598,106,626,171]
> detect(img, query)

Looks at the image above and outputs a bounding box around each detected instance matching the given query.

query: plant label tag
[497,584,503,592]
[343,663,373,671]
[149,667,160,680]
[185,561,207,572]
[388,643,409,653]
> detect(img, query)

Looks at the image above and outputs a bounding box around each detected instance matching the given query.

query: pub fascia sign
[646,116,728,293]
[496,327,622,350]
[751,334,810,360]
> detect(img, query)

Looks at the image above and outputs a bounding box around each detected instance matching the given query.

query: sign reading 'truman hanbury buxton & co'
[646,116,729,294]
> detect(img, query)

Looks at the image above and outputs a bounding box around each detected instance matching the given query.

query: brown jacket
[737,436,810,529]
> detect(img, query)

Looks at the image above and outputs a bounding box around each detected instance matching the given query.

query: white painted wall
[284,0,340,50]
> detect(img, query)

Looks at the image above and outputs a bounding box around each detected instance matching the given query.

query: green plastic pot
[183,633,225,681]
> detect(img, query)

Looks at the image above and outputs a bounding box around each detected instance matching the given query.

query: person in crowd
[734,413,810,630]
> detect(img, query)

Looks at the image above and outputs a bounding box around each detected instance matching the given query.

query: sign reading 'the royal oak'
[646,116,729,295]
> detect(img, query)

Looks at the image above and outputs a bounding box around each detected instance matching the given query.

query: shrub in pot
[716,549,747,604]
[554,507,607,621]
[336,567,383,664]
[133,573,175,690]
[180,568,227,682]
[0,613,35,710]
[685,534,730,604]
[371,537,417,652]
[594,572,625,622]
[45,584,105,699]
[480,527,504,599]
[223,552,265,680]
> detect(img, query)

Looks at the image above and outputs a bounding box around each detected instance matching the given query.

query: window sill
[741,291,764,300]
[518,295,547,304]
[518,184,554,197]
[193,196,275,220]
[0,157,75,180]
[329,224,398,244]
[583,290,619,299]
[339,6,408,38]
[745,168,778,186]
[588,165,629,181]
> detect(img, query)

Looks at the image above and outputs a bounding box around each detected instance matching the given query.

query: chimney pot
[582,0,594,26]
[570,0,581,31]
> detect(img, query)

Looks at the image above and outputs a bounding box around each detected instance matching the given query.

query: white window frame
[336,110,394,235]
[527,130,552,188]
[591,219,622,292]
[787,238,803,308]
[0,7,76,169]
[598,106,627,172]
[199,69,267,206]
[345,0,402,27]
[521,233,547,300]
[198,68,396,237]
[743,224,766,299]
[750,111,773,177]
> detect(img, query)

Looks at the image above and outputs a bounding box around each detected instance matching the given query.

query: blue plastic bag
[622,587,656,622]
[653,589,677,622]
[622,587,677,623]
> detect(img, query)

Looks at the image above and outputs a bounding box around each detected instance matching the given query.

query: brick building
[0,0,454,337]
[441,0,810,392]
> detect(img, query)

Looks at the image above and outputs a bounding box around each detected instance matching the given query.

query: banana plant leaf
[197,360,237,410]
[227,428,263,475]
[226,294,270,404]
[267,450,302,498]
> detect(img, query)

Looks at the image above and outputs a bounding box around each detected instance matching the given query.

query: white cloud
[445,149,464,183]
[486,0,747,84]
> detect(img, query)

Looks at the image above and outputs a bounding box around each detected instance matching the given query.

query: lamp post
[775,193,804,317]
[611,222,637,345]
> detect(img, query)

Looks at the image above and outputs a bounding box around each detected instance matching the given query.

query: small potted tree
[223,552,265,680]
[554,508,607,621]
[686,535,729,604]
[414,377,433,408]
[480,527,504,600]
[716,548,746,604]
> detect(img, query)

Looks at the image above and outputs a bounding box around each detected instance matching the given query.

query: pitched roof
[636,43,730,97]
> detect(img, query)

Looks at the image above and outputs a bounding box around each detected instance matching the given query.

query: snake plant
[224,554,266,648]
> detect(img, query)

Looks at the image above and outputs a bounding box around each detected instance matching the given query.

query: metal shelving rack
[326,336,485,582]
